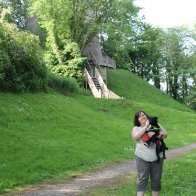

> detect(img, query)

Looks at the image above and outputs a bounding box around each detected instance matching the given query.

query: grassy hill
[0,69,195,193]
[107,69,192,112]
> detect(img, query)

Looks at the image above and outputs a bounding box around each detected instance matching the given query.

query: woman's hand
[157,131,167,139]
[147,131,155,138]
[158,124,168,139]
[144,119,149,128]
[132,120,150,141]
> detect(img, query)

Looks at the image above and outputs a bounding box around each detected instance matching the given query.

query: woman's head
[133,111,149,126]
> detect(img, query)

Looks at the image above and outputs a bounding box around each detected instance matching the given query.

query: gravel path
[5,143,196,196]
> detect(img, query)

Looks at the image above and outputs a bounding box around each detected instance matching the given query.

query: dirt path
[6,143,196,196]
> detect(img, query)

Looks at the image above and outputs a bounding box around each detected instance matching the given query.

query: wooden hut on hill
[83,35,121,99]
[26,18,121,99]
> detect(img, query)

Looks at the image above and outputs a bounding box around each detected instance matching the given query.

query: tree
[0,0,30,28]
[30,0,85,79]
[162,27,196,101]
[30,0,139,78]
[100,0,140,69]
[0,9,47,92]
[127,24,164,88]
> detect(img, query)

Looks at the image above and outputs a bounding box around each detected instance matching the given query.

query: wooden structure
[25,18,121,99]
[83,36,122,99]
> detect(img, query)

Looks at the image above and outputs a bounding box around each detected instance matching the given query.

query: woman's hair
[133,110,149,126]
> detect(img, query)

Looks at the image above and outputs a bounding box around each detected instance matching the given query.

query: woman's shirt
[134,126,163,162]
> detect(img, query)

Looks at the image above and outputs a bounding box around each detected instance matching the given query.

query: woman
[132,111,168,196]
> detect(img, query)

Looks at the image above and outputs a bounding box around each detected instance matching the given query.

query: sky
[135,0,196,28]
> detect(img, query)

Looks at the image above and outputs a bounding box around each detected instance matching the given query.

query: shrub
[48,73,79,95]
[0,19,48,93]
[0,49,16,91]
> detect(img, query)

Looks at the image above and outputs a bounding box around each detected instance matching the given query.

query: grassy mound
[0,69,195,193]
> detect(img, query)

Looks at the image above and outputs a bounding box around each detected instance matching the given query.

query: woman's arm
[158,123,168,139]
[132,121,149,141]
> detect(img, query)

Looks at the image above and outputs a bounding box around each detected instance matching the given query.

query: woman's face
[138,112,148,124]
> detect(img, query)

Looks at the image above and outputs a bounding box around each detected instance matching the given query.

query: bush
[0,20,48,93]
[0,49,16,90]
[48,73,79,95]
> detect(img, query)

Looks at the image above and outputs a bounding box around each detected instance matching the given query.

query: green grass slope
[0,69,195,193]
[107,69,192,112]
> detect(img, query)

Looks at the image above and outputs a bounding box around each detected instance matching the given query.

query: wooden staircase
[84,60,122,99]
[86,60,101,90]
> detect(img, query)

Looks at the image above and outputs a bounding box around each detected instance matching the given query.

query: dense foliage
[30,0,139,79]
[0,0,195,109]
[0,0,30,29]
[102,23,196,110]
[0,9,47,92]
[48,73,79,95]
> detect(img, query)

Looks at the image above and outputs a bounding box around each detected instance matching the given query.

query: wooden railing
[95,67,108,98]
[85,67,122,99]
[108,90,122,99]
[84,68,101,98]
[84,56,122,99]
[86,60,95,77]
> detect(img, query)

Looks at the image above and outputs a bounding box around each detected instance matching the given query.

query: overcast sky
[135,0,196,28]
